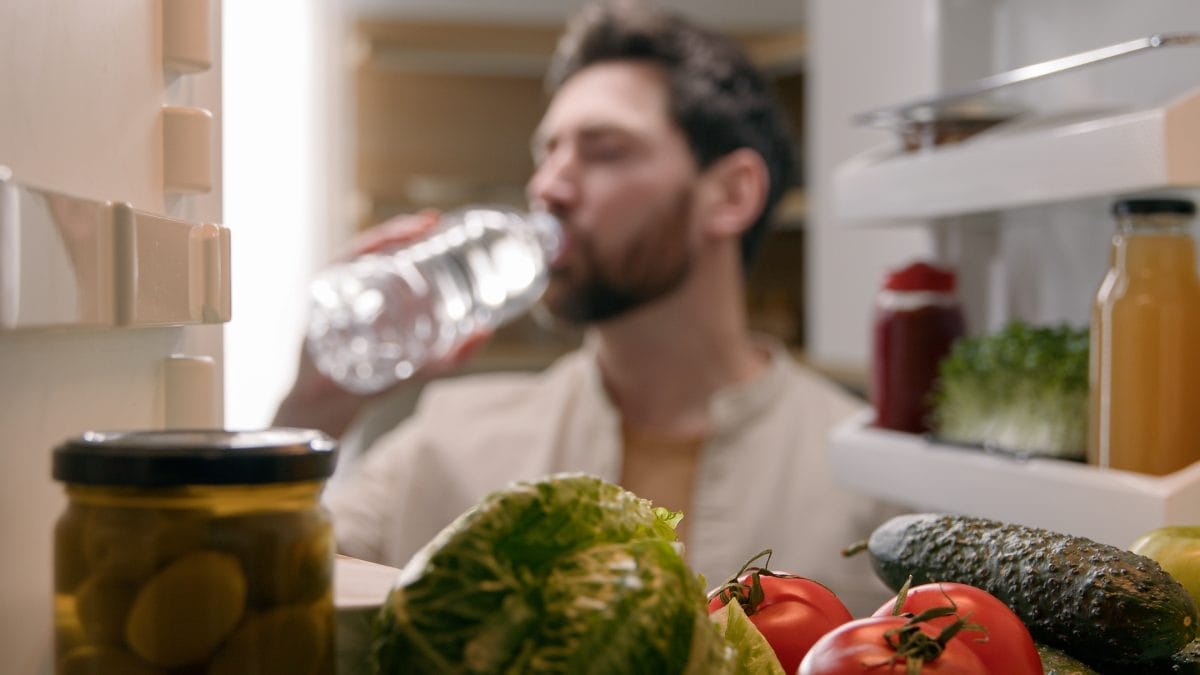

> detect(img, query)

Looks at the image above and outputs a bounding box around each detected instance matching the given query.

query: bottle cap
[1112,198,1196,217]
[883,261,957,292]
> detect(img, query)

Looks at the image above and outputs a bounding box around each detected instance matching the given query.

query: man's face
[527,61,701,324]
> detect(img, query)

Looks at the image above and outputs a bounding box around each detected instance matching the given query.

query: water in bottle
[306,206,562,394]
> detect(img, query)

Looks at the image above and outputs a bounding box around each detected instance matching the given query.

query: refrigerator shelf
[828,410,1200,548]
[0,168,231,331]
[854,33,1200,130]
[834,88,1200,221]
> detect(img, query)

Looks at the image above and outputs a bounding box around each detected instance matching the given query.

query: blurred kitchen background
[226,0,1199,449]
[226,0,825,454]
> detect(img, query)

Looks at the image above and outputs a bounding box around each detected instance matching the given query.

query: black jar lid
[52,428,338,487]
[1112,198,1196,217]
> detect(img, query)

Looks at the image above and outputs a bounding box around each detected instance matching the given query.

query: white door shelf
[0,168,231,331]
[835,89,1200,222]
[828,410,1200,548]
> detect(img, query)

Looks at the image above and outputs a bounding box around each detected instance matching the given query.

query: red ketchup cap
[883,261,957,292]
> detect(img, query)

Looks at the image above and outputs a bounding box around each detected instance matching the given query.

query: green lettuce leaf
[709,601,786,675]
[372,473,722,674]
[517,539,731,673]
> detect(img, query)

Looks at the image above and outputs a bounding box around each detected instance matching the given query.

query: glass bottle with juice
[1089,197,1200,475]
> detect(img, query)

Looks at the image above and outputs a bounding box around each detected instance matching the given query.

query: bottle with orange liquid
[1089,197,1200,475]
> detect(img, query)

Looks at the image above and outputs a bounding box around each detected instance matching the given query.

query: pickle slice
[124,550,246,667]
[82,506,208,584]
[75,572,139,644]
[209,510,333,607]
[207,604,329,675]
[58,644,165,675]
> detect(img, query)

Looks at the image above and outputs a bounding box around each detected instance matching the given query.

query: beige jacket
[324,339,901,615]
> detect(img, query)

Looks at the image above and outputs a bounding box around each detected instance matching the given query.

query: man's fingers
[339,209,441,260]
[451,330,493,365]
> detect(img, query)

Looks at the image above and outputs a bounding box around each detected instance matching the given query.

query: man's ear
[697,147,769,238]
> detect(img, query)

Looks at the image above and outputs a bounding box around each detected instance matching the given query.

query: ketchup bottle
[871,261,965,433]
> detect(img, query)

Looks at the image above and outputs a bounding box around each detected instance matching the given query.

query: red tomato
[798,615,986,674]
[708,571,853,674]
[873,582,1041,675]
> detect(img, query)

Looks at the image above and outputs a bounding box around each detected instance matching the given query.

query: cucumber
[1167,638,1200,673]
[1040,638,1200,674]
[862,513,1198,664]
[1036,643,1099,675]
[1110,637,1200,674]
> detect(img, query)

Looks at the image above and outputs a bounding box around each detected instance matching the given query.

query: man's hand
[337,209,439,259]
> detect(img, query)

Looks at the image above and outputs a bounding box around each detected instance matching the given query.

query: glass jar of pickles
[51,429,338,675]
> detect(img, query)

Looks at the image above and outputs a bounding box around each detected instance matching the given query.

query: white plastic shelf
[828,410,1200,548]
[0,168,231,331]
[834,89,1200,221]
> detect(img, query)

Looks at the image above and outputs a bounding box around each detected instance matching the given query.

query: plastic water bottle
[305,206,562,394]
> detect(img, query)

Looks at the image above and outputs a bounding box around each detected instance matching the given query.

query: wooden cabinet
[353,20,558,226]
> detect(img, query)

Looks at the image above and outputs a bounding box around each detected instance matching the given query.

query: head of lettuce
[369,473,737,674]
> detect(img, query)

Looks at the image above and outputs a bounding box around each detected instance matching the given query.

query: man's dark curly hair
[546,0,798,270]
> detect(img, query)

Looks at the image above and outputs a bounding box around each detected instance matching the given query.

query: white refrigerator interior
[0,1,226,673]
[811,0,1200,546]
[811,0,1200,359]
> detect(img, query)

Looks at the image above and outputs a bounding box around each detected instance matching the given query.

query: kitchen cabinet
[350,19,806,227]
[825,26,1200,548]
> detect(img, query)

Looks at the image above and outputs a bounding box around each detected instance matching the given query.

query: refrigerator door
[0,1,224,672]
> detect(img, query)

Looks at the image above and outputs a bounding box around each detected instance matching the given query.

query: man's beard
[545,189,694,324]
[551,273,685,323]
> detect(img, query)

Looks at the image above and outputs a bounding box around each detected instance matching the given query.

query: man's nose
[527,154,578,213]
